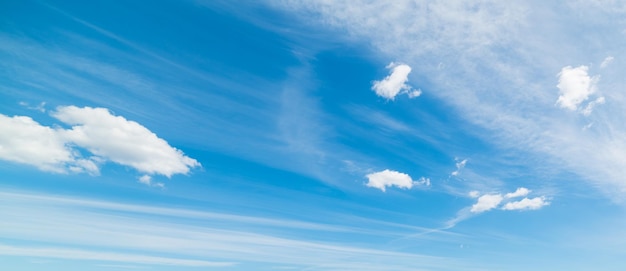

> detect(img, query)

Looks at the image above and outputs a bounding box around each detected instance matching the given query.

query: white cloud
[272,0,626,201]
[0,244,233,267]
[470,187,548,214]
[138,175,152,185]
[416,176,431,186]
[19,101,47,112]
[505,187,530,198]
[365,169,427,192]
[53,106,200,177]
[371,63,415,100]
[556,65,599,111]
[407,89,422,99]
[600,56,614,68]
[0,114,95,174]
[0,106,199,179]
[581,96,605,116]
[470,194,503,213]
[451,158,467,176]
[138,175,164,188]
[502,197,550,211]
[468,191,480,198]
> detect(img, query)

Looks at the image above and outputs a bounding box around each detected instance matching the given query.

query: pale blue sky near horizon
[1,1,626,270]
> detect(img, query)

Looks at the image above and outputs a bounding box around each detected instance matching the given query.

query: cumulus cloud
[0,114,79,173]
[371,63,417,100]
[0,106,199,180]
[470,194,503,213]
[365,169,429,192]
[501,196,550,211]
[505,187,530,198]
[53,106,200,177]
[556,65,599,111]
[469,187,549,214]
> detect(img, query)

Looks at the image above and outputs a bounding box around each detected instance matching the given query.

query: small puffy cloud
[505,187,530,198]
[451,158,467,176]
[407,89,422,99]
[0,114,72,173]
[53,106,200,177]
[138,175,164,188]
[371,62,416,100]
[469,187,549,214]
[468,191,480,198]
[365,169,428,192]
[600,56,614,68]
[470,194,503,213]
[0,106,199,181]
[502,197,550,211]
[556,65,598,111]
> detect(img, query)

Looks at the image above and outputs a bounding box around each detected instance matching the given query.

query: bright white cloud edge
[470,187,549,213]
[555,65,598,111]
[0,106,200,179]
[365,169,429,192]
[371,62,418,100]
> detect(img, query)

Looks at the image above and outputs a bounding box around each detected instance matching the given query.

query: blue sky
[1,0,626,270]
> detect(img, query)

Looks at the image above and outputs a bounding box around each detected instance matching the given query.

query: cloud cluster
[371,62,420,100]
[365,169,429,192]
[469,187,549,213]
[0,106,199,181]
[556,65,604,115]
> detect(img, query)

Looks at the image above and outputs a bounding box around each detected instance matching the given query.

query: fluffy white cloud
[470,194,503,213]
[371,63,416,100]
[556,65,598,111]
[53,106,200,177]
[0,106,199,180]
[470,187,549,213]
[365,169,428,192]
[505,187,530,198]
[0,114,97,174]
[502,197,550,211]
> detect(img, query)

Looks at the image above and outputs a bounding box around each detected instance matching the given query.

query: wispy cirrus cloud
[0,244,234,267]
[0,190,470,271]
[450,158,467,177]
[272,0,626,201]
